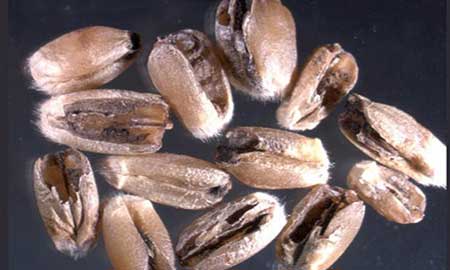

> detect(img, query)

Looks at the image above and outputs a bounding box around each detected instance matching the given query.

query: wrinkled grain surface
[276,185,365,270]
[347,160,426,224]
[148,29,233,139]
[215,0,297,100]
[277,44,358,130]
[216,126,330,189]
[176,192,286,270]
[33,148,99,258]
[339,94,447,188]
[37,89,172,155]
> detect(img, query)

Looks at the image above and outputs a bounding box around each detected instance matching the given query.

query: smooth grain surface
[100,153,232,209]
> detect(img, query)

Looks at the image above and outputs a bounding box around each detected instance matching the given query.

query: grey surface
[8,0,447,269]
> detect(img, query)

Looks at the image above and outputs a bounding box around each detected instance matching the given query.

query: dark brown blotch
[63,98,167,144]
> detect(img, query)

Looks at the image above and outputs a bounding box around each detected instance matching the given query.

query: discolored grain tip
[128,32,141,51]
[208,184,230,197]
[324,43,342,53]
[215,131,260,164]
[28,26,144,95]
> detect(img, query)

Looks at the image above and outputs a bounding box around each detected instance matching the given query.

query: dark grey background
[8,0,447,269]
